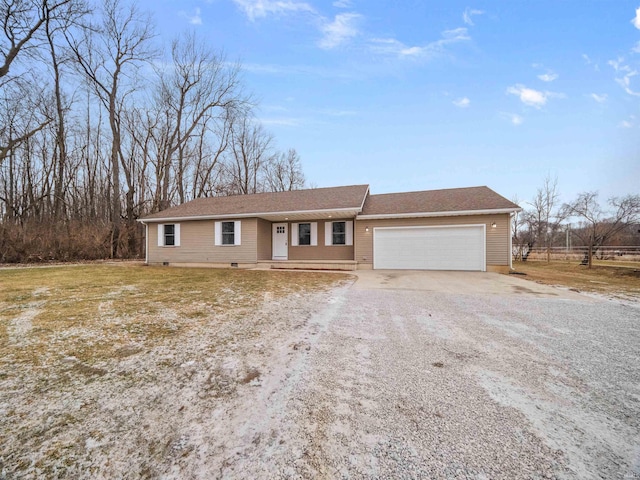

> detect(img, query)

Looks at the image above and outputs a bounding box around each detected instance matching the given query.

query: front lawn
[0,265,347,478]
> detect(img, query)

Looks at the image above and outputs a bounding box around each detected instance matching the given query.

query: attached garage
[373,225,486,271]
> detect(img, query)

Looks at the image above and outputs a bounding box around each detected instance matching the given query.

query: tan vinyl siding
[256,218,272,261]
[288,219,354,261]
[148,219,258,264]
[355,214,511,267]
[485,214,510,266]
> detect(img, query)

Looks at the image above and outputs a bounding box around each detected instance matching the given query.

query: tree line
[0,0,306,263]
[513,176,640,268]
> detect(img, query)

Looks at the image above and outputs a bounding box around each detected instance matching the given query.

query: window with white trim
[158,223,180,247]
[332,221,346,245]
[298,223,311,245]
[291,222,317,246]
[215,221,242,246]
[164,224,176,246]
[222,221,235,245]
[324,221,353,246]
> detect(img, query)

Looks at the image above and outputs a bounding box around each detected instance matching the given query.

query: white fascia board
[137,206,362,224]
[359,187,370,211]
[357,207,522,220]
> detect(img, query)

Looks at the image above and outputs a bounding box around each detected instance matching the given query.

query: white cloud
[400,46,424,56]
[590,93,607,103]
[260,117,302,126]
[632,7,640,29]
[462,7,484,26]
[609,58,640,96]
[243,62,357,79]
[317,108,357,116]
[609,57,632,72]
[453,97,470,108]
[333,0,352,7]
[501,112,523,125]
[506,84,563,108]
[538,72,558,82]
[619,120,633,128]
[633,41,640,54]
[233,0,315,21]
[582,53,600,71]
[180,7,202,25]
[262,104,289,112]
[615,71,640,96]
[442,27,471,42]
[370,27,470,59]
[318,13,361,49]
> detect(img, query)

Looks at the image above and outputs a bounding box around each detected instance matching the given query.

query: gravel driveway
[220,270,640,479]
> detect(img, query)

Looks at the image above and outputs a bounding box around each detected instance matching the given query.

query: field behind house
[0,265,348,478]
[512,260,640,300]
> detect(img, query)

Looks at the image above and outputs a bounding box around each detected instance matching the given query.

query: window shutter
[324,222,332,246]
[346,221,353,246]
[214,221,222,246]
[157,224,164,246]
[311,222,318,246]
[174,224,181,247]
[234,221,241,246]
[291,223,299,246]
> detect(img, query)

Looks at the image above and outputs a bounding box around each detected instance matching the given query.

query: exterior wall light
[365,226,370,232]
[491,222,497,228]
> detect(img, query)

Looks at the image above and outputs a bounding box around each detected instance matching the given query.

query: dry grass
[512,260,640,299]
[0,264,349,478]
[0,265,346,367]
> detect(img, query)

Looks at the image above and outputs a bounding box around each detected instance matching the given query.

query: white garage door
[373,225,485,271]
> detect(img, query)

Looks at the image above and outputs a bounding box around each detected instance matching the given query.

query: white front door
[272,223,288,260]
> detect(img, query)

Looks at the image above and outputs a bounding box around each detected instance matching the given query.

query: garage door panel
[374,225,485,271]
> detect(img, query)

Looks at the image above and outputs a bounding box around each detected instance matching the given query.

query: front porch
[257,260,358,271]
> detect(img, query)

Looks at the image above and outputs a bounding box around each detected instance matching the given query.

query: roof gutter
[356,207,522,220]
[137,206,364,223]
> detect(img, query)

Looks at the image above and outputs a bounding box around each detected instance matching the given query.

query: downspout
[509,212,514,270]
[140,221,148,264]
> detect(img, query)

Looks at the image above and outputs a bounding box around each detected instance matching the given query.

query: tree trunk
[46,12,67,222]
[109,89,121,258]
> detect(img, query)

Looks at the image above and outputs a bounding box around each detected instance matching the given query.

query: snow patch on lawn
[1,280,352,478]
[8,302,44,345]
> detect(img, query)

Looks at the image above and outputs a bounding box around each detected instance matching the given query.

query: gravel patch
[223,274,639,479]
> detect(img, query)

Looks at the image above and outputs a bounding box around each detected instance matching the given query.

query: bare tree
[0,0,76,164]
[0,74,50,179]
[67,0,156,257]
[511,195,528,261]
[0,0,309,263]
[43,0,87,220]
[564,192,640,268]
[527,175,564,262]
[265,148,305,192]
[224,115,272,195]
[191,113,231,199]
[0,0,74,78]
[153,32,246,208]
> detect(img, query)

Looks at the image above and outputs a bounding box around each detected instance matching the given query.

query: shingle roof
[140,184,370,221]
[360,186,520,216]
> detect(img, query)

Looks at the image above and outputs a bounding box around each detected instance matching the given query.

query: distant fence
[513,245,640,262]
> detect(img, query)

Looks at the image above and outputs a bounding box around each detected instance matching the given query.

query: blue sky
[145,0,640,205]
